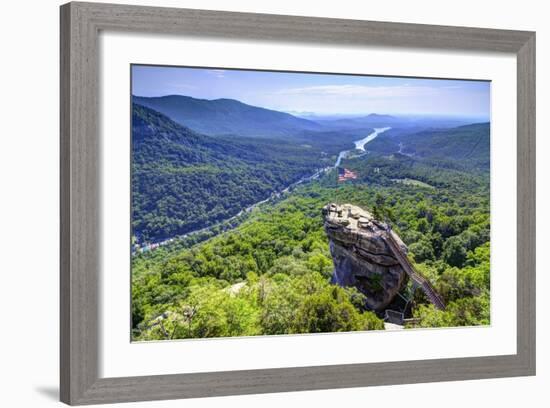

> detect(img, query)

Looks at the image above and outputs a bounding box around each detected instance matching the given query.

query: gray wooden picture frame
[60,1,536,405]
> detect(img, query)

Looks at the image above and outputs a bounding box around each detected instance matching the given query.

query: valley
[134,126,392,253]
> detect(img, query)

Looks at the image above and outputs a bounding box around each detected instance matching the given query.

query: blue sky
[132,65,490,119]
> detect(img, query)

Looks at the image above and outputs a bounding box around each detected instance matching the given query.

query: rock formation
[322,203,409,311]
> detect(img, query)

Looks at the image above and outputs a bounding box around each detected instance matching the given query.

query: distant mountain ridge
[314,113,484,131]
[133,94,324,138]
[132,94,482,138]
[314,113,401,129]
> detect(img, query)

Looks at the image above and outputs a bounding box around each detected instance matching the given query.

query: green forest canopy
[132,156,490,340]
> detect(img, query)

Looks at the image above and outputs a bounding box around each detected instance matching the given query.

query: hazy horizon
[132,65,491,120]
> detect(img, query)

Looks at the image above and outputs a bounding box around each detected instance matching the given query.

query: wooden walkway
[382,228,446,310]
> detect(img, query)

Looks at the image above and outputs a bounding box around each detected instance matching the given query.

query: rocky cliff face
[322,203,409,311]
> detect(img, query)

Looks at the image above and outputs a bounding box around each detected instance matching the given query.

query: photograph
[130,65,491,341]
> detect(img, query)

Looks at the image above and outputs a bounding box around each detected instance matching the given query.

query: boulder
[322,203,408,311]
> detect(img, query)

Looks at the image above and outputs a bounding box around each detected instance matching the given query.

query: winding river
[354,127,391,151]
[335,127,391,166]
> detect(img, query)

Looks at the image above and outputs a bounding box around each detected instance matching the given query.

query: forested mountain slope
[366,123,490,170]
[132,103,333,242]
[133,95,323,138]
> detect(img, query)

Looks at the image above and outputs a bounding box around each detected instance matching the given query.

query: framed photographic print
[60,2,535,405]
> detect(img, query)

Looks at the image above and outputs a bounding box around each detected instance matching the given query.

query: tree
[293,285,382,333]
[372,193,386,220]
[412,304,454,328]
[442,236,468,267]
[409,240,435,263]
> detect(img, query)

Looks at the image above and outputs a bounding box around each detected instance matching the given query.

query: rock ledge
[322,203,408,311]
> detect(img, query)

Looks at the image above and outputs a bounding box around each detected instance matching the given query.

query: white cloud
[207,69,226,78]
[275,84,438,98]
